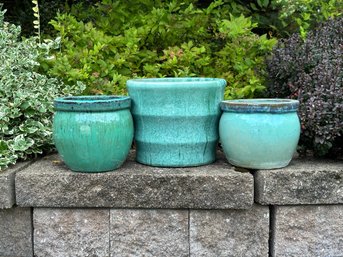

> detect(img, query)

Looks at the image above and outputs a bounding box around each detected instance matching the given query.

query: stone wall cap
[15,151,254,209]
[0,162,31,209]
[255,158,343,205]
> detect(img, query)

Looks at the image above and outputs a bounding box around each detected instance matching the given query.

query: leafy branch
[32,0,40,43]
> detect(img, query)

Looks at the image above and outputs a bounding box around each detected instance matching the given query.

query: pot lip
[54,95,131,112]
[127,77,227,86]
[220,98,299,113]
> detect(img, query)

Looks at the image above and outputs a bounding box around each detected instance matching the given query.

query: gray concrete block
[33,208,109,257]
[0,162,31,209]
[272,205,343,257]
[110,209,189,257]
[190,205,269,257]
[0,207,33,257]
[255,158,343,205]
[16,152,253,209]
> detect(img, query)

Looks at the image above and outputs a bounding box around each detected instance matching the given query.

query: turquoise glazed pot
[219,99,300,169]
[127,77,226,167]
[53,96,133,172]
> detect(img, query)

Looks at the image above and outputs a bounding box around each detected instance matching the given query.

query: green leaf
[257,0,269,8]
[11,135,32,152]
[257,0,263,8]
[250,3,258,11]
[302,12,311,21]
[0,140,8,152]
[262,0,269,8]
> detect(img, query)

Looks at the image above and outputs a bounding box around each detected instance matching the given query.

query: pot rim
[54,95,131,112]
[220,98,299,113]
[127,77,227,87]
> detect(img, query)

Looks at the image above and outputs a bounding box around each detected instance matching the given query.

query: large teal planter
[53,96,133,172]
[127,78,226,167]
[219,99,300,169]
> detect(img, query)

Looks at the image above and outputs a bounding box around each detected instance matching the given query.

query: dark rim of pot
[220,99,299,113]
[127,77,227,87]
[54,96,131,112]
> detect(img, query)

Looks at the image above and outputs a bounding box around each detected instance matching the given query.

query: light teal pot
[53,96,133,172]
[219,99,300,169]
[127,78,226,167]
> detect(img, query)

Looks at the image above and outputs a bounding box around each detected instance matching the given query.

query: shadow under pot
[219,99,300,169]
[127,77,226,167]
[53,96,134,172]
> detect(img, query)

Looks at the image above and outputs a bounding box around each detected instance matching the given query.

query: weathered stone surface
[272,205,343,257]
[33,208,109,257]
[16,152,253,209]
[0,162,31,209]
[110,209,188,257]
[0,207,33,257]
[255,158,343,205]
[190,205,269,257]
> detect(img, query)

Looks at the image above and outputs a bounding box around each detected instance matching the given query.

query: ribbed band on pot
[220,99,299,113]
[54,96,131,112]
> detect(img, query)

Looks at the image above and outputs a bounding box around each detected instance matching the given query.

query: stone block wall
[0,151,342,256]
[0,207,32,257]
[271,205,343,257]
[31,206,269,257]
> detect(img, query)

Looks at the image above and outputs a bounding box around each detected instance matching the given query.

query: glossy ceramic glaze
[127,78,226,167]
[219,99,300,169]
[53,96,133,172]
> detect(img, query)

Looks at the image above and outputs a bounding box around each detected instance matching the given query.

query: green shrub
[226,0,342,38]
[0,9,85,170]
[267,17,343,157]
[41,0,276,99]
[274,0,342,38]
[3,0,341,39]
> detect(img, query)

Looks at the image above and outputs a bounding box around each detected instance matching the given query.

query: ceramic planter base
[226,158,291,170]
[135,141,217,167]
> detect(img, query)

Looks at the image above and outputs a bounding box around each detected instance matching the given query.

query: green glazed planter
[127,77,226,167]
[219,99,300,169]
[53,96,133,172]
